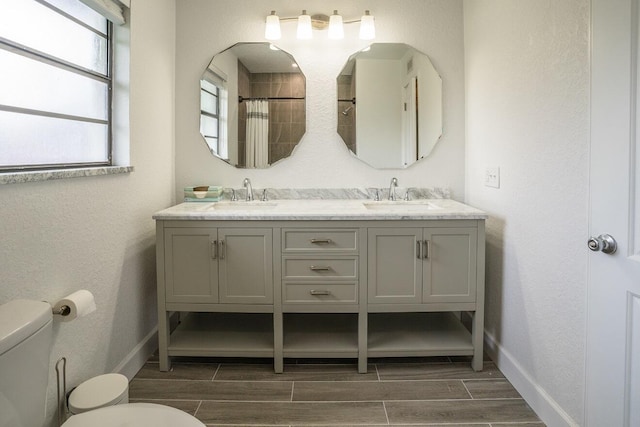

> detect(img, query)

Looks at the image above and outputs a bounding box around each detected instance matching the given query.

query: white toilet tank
[0,299,53,427]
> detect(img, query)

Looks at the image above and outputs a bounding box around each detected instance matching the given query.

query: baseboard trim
[113,326,158,381]
[484,331,579,427]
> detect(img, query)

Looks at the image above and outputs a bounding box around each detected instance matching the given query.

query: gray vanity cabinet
[366,222,484,371]
[367,227,477,304]
[163,226,273,304]
[157,223,275,372]
[155,208,485,373]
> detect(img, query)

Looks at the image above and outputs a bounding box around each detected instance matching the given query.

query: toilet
[0,299,205,427]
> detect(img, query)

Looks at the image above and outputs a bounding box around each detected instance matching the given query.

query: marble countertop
[153,199,487,221]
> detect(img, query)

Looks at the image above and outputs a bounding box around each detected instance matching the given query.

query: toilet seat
[61,402,205,427]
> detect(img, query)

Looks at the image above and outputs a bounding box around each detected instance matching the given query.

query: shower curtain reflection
[245,99,269,168]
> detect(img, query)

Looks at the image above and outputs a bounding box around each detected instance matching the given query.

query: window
[0,0,117,172]
[200,68,229,160]
[200,80,221,155]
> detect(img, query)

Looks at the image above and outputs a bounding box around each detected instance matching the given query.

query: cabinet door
[368,228,423,304]
[422,228,477,303]
[164,228,218,303]
[218,228,273,304]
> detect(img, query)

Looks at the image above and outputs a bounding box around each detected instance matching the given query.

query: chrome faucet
[243,178,254,201]
[388,177,398,201]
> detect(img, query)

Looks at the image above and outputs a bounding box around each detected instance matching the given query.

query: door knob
[587,234,617,254]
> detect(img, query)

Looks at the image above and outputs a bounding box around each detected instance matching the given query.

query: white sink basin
[210,201,278,210]
[362,201,441,211]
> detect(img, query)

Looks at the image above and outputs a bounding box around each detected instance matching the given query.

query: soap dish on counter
[184,186,223,202]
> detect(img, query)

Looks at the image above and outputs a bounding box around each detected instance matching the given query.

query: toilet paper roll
[53,290,96,322]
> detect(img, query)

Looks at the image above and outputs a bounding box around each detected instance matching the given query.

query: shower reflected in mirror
[200,43,306,168]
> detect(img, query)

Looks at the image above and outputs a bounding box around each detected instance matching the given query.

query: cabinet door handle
[423,240,430,259]
[310,266,331,271]
[219,240,225,259]
[211,240,217,259]
[310,238,332,244]
[417,240,421,259]
[310,290,331,296]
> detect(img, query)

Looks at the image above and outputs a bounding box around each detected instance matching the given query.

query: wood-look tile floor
[130,357,545,426]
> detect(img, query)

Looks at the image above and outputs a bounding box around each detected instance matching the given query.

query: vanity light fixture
[264,11,281,40]
[297,10,313,40]
[359,10,376,40]
[328,10,344,39]
[264,9,375,40]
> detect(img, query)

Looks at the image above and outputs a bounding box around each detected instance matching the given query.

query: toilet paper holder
[52,305,71,317]
[50,290,96,322]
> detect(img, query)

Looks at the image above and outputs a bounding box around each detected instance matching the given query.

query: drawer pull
[423,239,430,259]
[310,238,332,244]
[309,266,331,271]
[310,290,331,296]
[416,240,421,259]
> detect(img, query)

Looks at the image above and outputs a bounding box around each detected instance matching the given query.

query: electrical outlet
[485,167,500,188]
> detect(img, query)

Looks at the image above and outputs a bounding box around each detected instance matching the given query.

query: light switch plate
[485,167,500,188]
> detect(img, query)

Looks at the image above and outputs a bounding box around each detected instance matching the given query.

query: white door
[586,0,640,425]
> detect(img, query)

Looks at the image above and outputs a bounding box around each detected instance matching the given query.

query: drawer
[283,257,358,280]
[282,229,358,253]
[283,283,358,304]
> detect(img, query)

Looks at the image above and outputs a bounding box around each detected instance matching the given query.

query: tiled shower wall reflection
[238,60,306,167]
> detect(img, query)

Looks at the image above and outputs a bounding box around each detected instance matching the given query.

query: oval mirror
[200,43,306,168]
[337,43,442,169]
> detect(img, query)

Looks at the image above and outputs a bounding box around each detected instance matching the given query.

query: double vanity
[153,196,486,373]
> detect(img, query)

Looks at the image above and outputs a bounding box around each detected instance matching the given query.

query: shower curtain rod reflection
[238,96,305,103]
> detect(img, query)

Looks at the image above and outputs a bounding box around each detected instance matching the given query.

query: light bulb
[297,10,312,39]
[359,10,375,40]
[265,11,281,40]
[328,10,344,39]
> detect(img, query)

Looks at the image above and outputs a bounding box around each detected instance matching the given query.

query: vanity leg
[472,221,486,372]
[471,310,484,372]
[273,311,283,373]
[158,311,171,371]
[358,312,368,373]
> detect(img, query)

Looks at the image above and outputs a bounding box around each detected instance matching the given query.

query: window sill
[0,165,134,185]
